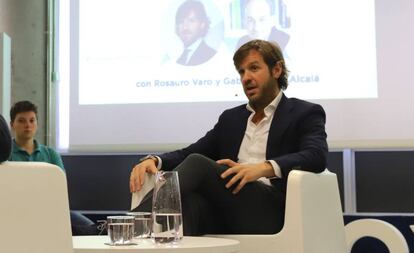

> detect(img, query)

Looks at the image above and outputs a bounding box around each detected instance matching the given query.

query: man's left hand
[217,159,275,194]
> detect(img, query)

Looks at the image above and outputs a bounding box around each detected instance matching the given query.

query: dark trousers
[134,153,285,236]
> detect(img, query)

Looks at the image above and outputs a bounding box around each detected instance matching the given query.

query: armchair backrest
[0,161,73,253]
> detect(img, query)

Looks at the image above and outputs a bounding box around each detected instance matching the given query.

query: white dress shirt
[181,38,202,65]
[155,92,284,185]
[237,91,283,185]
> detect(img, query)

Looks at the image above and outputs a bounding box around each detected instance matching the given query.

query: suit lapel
[266,94,293,157]
[225,107,250,161]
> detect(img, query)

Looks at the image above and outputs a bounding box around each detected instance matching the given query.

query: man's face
[244,0,273,39]
[176,10,206,47]
[11,111,38,141]
[237,50,281,109]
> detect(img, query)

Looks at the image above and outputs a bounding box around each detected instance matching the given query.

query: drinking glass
[126,212,152,239]
[106,216,135,245]
[151,171,183,244]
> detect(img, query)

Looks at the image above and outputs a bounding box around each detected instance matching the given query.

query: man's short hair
[233,39,289,90]
[10,101,38,122]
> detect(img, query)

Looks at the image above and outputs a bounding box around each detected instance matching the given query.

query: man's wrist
[139,155,158,166]
[266,160,282,178]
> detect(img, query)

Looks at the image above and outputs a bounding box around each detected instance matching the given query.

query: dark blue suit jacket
[160,94,328,191]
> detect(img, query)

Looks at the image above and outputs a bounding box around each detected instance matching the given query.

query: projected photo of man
[175,0,217,66]
[236,0,290,51]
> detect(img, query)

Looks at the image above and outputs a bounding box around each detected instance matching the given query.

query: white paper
[130,173,155,210]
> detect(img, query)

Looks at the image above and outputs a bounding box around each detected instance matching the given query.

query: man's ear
[272,61,283,79]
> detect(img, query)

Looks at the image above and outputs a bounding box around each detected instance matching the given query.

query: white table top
[73,235,240,253]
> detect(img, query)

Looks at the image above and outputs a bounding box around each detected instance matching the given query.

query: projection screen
[55,0,414,152]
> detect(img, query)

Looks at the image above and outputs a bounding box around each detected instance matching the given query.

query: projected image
[175,0,218,66]
[160,0,224,66]
[59,0,385,152]
[76,0,377,106]
[233,0,290,52]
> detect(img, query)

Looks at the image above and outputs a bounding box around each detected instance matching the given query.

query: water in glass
[126,212,152,239]
[107,216,134,245]
[152,213,183,243]
[151,171,183,244]
[107,223,134,245]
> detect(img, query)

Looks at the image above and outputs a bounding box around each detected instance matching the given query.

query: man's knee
[177,153,227,174]
[182,153,213,166]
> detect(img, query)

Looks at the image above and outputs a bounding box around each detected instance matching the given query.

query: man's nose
[242,71,252,85]
[182,19,191,29]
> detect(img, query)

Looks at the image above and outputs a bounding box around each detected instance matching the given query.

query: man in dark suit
[130,39,327,235]
[175,0,217,66]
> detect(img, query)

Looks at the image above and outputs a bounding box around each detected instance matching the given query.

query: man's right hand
[129,158,158,193]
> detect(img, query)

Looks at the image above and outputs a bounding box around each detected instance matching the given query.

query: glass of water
[106,216,135,245]
[151,171,183,244]
[126,212,152,239]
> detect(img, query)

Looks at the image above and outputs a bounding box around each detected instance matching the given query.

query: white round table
[73,235,240,253]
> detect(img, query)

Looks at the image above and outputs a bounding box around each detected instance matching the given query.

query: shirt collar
[12,139,40,153]
[246,91,283,117]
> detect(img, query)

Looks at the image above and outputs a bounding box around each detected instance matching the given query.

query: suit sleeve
[159,113,224,170]
[272,103,328,177]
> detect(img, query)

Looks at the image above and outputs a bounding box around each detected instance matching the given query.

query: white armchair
[0,161,73,253]
[211,169,347,253]
[132,169,347,253]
